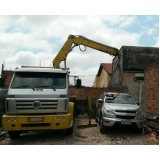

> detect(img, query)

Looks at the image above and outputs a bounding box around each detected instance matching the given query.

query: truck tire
[99,115,106,133]
[65,119,74,135]
[8,131,20,139]
[66,126,73,135]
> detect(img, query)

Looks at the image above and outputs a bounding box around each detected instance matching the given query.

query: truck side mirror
[0,78,5,88]
[76,79,81,88]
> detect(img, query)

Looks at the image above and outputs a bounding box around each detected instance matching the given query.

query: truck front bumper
[2,113,73,131]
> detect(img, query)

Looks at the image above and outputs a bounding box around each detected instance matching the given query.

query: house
[93,63,112,87]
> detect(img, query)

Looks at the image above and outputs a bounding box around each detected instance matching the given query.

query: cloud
[0,15,158,86]
[4,51,53,70]
[100,15,137,28]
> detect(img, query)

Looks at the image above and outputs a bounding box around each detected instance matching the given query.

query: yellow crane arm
[53,34,119,68]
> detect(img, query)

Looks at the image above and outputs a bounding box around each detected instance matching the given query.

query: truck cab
[2,67,75,139]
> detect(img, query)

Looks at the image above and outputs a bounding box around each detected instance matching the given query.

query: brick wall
[69,87,106,100]
[4,71,14,88]
[145,63,159,113]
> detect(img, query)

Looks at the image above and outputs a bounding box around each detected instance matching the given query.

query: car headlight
[104,107,114,114]
[103,108,114,118]
[105,110,114,114]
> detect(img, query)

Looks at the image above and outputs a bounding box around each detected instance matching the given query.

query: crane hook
[79,45,86,52]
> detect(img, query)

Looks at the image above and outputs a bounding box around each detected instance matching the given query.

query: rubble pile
[144,112,159,144]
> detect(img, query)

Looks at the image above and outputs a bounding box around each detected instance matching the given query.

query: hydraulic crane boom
[53,34,119,68]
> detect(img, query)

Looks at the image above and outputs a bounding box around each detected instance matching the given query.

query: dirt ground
[0,117,158,145]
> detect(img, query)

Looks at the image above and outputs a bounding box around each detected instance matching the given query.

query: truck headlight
[5,117,17,122]
[6,118,11,122]
[55,117,65,121]
[11,118,16,122]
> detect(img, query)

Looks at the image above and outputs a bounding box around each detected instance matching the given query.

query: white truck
[1,34,118,139]
[2,67,78,139]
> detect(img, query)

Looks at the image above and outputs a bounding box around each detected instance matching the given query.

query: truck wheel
[65,119,74,135]
[66,126,73,135]
[8,131,20,139]
[99,115,106,133]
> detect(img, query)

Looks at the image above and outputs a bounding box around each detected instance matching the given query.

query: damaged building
[107,46,159,129]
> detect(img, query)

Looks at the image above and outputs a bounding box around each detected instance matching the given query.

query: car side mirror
[97,99,103,107]
[136,102,140,106]
[0,78,5,87]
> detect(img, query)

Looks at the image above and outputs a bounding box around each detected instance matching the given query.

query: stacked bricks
[69,87,106,100]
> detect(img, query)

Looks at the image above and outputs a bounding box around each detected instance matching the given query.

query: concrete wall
[93,63,112,87]
[113,46,159,73]
[94,76,100,87]
[99,68,110,87]
[94,69,112,87]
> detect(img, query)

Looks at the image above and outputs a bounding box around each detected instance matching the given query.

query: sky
[0,0,160,160]
[0,15,159,86]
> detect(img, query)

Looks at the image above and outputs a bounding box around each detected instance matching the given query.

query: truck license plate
[121,120,131,125]
[28,117,44,122]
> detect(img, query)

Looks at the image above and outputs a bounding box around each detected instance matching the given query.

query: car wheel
[134,127,143,134]
[95,108,98,123]
[8,131,20,139]
[95,117,98,123]
[99,115,106,133]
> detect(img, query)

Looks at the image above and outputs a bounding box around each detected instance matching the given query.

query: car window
[105,95,135,104]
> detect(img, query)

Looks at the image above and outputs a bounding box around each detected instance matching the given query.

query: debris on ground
[144,112,159,144]
[144,124,159,144]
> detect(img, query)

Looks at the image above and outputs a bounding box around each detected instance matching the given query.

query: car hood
[104,103,139,110]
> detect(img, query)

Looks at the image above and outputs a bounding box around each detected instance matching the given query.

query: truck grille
[16,99,58,114]
[16,100,58,109]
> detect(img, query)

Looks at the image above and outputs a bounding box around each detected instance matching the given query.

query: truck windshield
[11,72,66,89]
[105,95,135,104]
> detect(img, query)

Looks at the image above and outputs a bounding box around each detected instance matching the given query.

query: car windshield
[105,94,135,104]
[11,72,66,89]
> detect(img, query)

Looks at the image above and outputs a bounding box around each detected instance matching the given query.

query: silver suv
[95,92,145,133]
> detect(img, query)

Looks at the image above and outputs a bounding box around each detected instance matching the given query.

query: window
[105,95,135,104]
[11,72,66,89]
